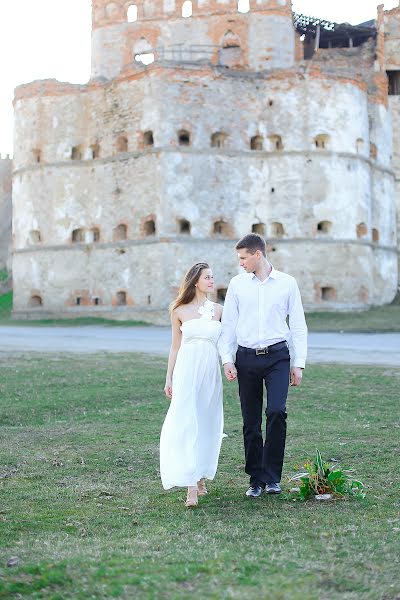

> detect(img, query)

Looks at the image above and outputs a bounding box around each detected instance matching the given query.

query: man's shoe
[245,485,263,498]
[265,483,282,494]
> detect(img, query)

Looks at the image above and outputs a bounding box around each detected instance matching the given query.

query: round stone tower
[11,1,398,322]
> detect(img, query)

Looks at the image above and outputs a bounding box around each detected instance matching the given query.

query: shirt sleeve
[287,278,308,369]
[218,281,239,365]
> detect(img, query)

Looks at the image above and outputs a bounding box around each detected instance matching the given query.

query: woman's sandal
[197,479,208,496]
[185,487,198,508]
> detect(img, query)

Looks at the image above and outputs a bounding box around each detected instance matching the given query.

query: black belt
[237,341,288,356]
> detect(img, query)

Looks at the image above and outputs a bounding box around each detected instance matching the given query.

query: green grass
[0,354,399,599]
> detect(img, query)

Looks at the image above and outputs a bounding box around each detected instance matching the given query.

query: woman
[160,262,224,507]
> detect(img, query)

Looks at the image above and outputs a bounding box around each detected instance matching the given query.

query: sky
[0,0,399,156]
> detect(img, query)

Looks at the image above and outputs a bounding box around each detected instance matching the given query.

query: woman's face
[196,268,214,293]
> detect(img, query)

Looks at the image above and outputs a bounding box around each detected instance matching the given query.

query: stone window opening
[29,295,42,308]
[321,287,336,301]
[356,138,364,153]
[314,134,329,150]
[268,99,274,107]
[29,230,41,244]
[113,224,128,242]
[182,1,192,18]
[178,218,191,234]
[127,4,138,22]
[134,38,155,65]
[147,294,151,305]
[217,288,227,303]
[372,228,379,242]
[370,142,378,159]
[143,130,154,147]
[94,297,100,306]
[269,135,283,151]
[356,222,367,238]
[211,132,227,148]
[72,228,85,243]
[270,222,285,237]
[317,220,332,234]
[91,228,100,242]
[76,297,82,306]
[116,291,127,306]
[238,0,250,13]
[32,149,41,164]
[116,135,128,153]
[250,135,264,151]
[71,145,83,160]
[271,187,275,193]
[143,219,156,236]
[213,220,230,237]
[252,223,265,236]
[90,143,100,159]
[387,70,400,95]
[178,129,191,146]
[219,31,243,68]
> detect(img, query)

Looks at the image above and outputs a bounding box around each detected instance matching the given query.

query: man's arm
[218,282,239,379]
[287,278,308,386]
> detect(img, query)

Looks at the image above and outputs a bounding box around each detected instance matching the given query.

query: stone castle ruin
[11,0,400,323]
[0,156,12,277]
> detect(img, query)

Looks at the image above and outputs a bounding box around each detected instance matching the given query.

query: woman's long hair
[170,262,210,312]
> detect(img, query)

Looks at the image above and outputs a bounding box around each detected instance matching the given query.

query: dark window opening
[94,297,100,305]
[178,219,191,234]
[387,71,400,95]
[71,146,82,160]
[143,130,154,146]
[317,220,332,234]
[213,220,230,236]
[211,132,227,148]
[250,135,264,151]
[144,219,156,236]
[271,222,284,237]
[116,291,127,306]
[90,143,100,159]
[321,287,336,301]
[372,228,379,242]
[72,228,85,243]
[252,223,265,236]
[29,295,42,308]
[178,130,191,146]
[76,297,82,306]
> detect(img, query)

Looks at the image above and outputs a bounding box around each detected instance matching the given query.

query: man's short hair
[235,233,266,257]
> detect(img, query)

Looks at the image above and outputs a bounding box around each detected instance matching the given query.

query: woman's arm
[164,309,182,399]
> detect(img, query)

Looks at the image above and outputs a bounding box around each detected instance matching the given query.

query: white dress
[160,301,224,490]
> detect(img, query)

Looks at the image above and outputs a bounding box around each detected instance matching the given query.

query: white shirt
[219,267,308,368]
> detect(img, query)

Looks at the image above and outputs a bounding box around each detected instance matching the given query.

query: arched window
[143,131,154,146]
[71,145,82,160]
[116,291,127,306]
[178,129,191,146]
[113,224,128,241]
[270,222,284,237]
[29,295,42,308]
[356,138,364,153]
[219,31,243,68]
[29,230,41,244]
[213,220,230,237]
[116,135,128,153]
[314,134,329,149]
[252,223,265,236]
[143,219,156,236]
[127,4,138,22]
[356,222,367,238]
[250,135,264,151]
[372,228,379,242]
[182,1,192,18]
[317,220,332,234]
[238,0,250,13]
[91,228,100,242]
[211,132,227,148]
[178,219,191,234]
[90,143,100,159]
[269,135,283,151]
[370,142,377,159]
[321,287,336,301]
[72,228,85,243]
[32,149,41,164]
[134,38,154,65]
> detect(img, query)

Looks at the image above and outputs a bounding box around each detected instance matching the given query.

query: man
[219,233,307,497]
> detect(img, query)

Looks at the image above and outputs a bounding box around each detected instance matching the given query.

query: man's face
[237,249,260,273]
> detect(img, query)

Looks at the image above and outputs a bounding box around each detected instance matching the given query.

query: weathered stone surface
[0,157,12,272]
[11,1,400,322]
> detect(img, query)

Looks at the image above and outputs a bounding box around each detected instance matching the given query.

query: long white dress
[160,302,224,490]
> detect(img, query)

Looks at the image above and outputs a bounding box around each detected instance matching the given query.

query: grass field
[0,353,399,599]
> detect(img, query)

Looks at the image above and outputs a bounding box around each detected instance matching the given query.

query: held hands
[224,362,237,382]
[290,367,303,387]
[164,379,173,399]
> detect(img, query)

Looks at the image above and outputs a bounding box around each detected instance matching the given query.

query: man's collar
[251,264,277,280]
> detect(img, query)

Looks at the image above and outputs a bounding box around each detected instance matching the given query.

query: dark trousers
[235,344,290,485]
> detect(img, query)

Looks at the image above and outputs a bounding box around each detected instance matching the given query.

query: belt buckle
[255,347,267,355]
